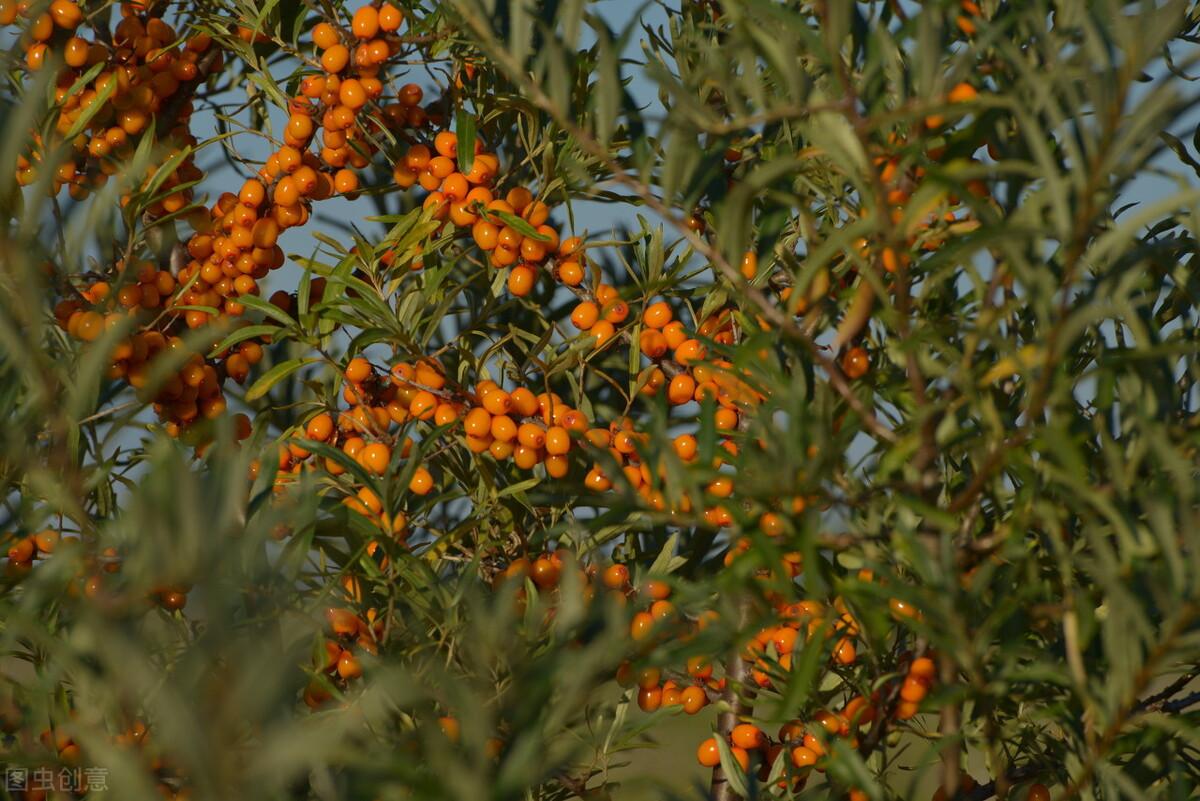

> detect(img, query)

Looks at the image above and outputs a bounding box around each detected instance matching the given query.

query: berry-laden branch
[2,1,1199,800]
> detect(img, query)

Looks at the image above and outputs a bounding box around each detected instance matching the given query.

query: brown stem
[711,595,754,801]
[939,649,961,798]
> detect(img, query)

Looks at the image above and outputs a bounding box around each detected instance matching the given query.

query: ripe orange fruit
[490,414,517,442]
[790,745,817,769]
[337,650,363,679]
[481,390,512,416]
[570,302,599,330]
[696,737,721,768]
[730,724,764,750]
[948,81,978,103]
[740,251,758,279]
[643,301,672,329]
[672,434,697,461]
[681,686,707,714]
[637,686,662,712]
[409,466,434,495]
[909,657,936,681]
[900,676,928,703]
[667,374,696,405]
[49,0,82,28]
[545,426,570,455]
[378,2,403,31]
[360,443,391,474]
[674,338,706,366]
[434,131,458,158]
[602,564,629,589]
[589,320,615,346]
[306,412,334,441]
[312,21,339,49]
[508,265,535,296]
[33,530,59,554]
[464,407,492,436]
[351,5,379,38]
[843,346,870,379]
[321,44,350,73]
[438,716,460,742]
[345,357,372,384]
[558,260,583,286]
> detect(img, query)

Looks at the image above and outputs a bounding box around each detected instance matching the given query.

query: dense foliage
[2,0,1200,799]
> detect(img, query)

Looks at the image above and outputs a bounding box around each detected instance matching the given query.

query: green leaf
[244,358,320,402]
[490,209,551,241]
[455,108,476,176]
[713,733,751,799]
[209,325,281,357]
[235,294,299,327]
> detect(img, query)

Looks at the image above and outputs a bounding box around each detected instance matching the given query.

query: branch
[711,595,754,801]
[450,2,898,445]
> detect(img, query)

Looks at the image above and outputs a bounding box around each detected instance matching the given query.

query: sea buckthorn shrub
[2,0,1200,799]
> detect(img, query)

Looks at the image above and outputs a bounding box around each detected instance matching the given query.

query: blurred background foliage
[2,0,1200,799]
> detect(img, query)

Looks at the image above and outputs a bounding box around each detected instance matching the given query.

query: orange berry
[345,357,372,384]
[681,686,707,714]
[642,301,673,329]
[339,78,367,109]
[731,724,764,750]
[790,745,818,769]
[64,35,89,67]
[321,44,350,73]
[360,442,391,474]
[637,686,662,712]
[909,657,936,681]
[516,422,545,449]
[740,251,758,279]
[434,131,458,158]
[334,169,359,194]
[490,414,517,442]
[409,390,437,420]
[472,220,499,250]
[644,579,671,600]
[672,433,697,461]
[49,0,82,28]
[544,426,570,455]
[589,320,615,346]
[558,260,583,286]
[408,466,434,495]
[481,389,512,416]
[602,564,629,589]
[312,21,340,49]
[337,649,363,679]
[1027,784,1051,801]
[507,265,536,296]
[438,716,460,742]
[667,374,696,405]
[900,676,928,703]
[306,412,334,441]
[570,301,599,330]
[351,5,379,38]
[697,737,721,768]
[378,3,403,31]
[843,346,869,379]
[948,81,978,103]
[674,338,706,366]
